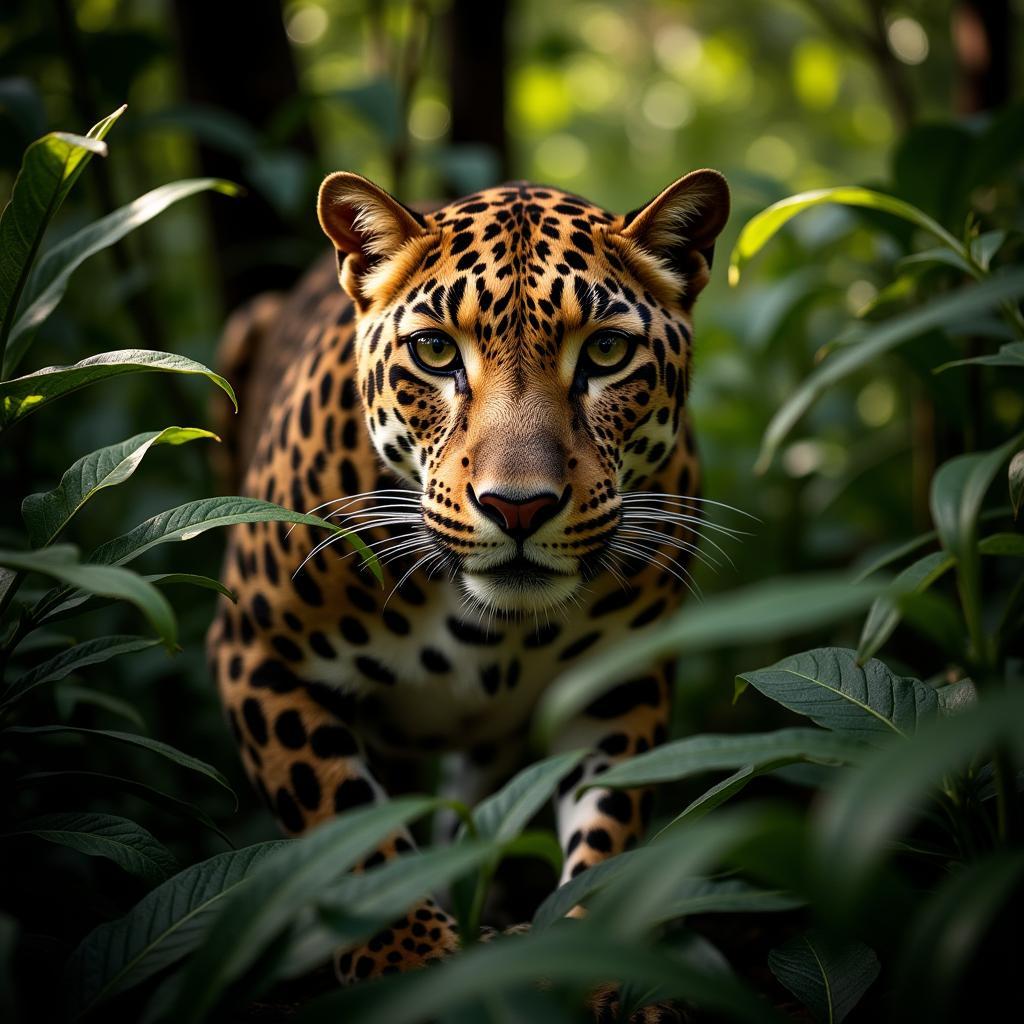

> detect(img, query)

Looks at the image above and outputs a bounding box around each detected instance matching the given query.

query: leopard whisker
[609,539,702,602]
[623,492,760,522]
[619,525,725,573]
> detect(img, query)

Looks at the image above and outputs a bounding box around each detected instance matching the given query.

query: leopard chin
[459,564,583,615]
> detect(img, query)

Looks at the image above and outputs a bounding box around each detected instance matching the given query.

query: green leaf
[2,634,159,709]
[0,349,236,429]
[652,877,802,926]
[768,931,880,1024]
[295,928,781,1024]
[0,106,125,365]
[37,572,235,627]
[738,648,938,742]
[936,340,1024,371]
[22,428,218,547]
[0,546,176,648]
[170,797,441,1021]
[64,841,286,1017]
[729,186,963,286]
[894,851,1024,1021]
[283,842,499,980]
[1010,451,1024,519]
[4,180,238,375]
[857,552,954,662]
[470,750,587,842]
[3,724,235,802]
[931,432,1024,658]
[88,496,381,582]
[18,770,230,846]
[536,576,884,744]
[754,272,1024,472]
[4,812,176,886]
[55,684,147,730]
[979,531,1024,556]
[813,685,1024,908]
[581,729,866,792]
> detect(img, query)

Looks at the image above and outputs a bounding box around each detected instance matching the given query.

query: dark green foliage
[1,5,1022,1023]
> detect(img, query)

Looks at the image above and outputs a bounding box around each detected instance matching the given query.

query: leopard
[207,166,729,1019]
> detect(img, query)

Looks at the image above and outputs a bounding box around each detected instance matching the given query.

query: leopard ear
[317,172,426,303]
[617,169,730,301]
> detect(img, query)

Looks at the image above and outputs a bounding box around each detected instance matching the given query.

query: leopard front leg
[552,666,676,1023]
[214,639,459,982]
[553,666,671,884]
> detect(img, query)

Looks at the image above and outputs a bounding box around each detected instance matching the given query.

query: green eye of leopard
[582,331,633,374]
[410,332,462,373]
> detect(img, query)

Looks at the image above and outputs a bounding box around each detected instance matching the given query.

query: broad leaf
[813,685,1024,908]
[582,729,867,792]
[64,841,286,1017]
[937,340,1024,371]
[18,770,230,846]
[5,812,176,886]
[979,532,1024,557]
[729,186,963,286]
[3,725,234,801]
[754,272,1024,471]
[737,648,938,742]
[894,851,1024,1021]
[2,634,159,709]
[0,350,236,430]
[1011,450,1024,519]
[37,572,235,627]
[170,797,441,1021]
[0,106,124,362]
[652,877,802,927]
[5,180,238,375]
[88,496,381,581]
[283,842,498,979]
[931,432,1024,657]
[536,576,883,744]
[768,931,880,1024]
[295,928,781,1024]
[0,546,176,648]
[22,428,218,547]
[857,552,953,661]
[470,750,587,842]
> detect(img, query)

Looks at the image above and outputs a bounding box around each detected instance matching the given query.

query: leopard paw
[590,984,682,1023]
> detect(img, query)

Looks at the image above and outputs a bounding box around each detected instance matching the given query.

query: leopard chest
[290,572,664,755]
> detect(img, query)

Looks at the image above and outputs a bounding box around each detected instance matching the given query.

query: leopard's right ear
[317,172,426,304]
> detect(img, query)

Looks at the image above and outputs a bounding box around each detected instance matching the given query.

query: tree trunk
[169,0,318,309]
[446,0,510,195]
[953,0,1013,114]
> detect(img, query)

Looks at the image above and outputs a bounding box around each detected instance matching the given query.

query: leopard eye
[579,330,635,376]
[409,330,463,375]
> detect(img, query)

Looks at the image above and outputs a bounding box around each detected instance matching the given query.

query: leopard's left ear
[616,169,730,301]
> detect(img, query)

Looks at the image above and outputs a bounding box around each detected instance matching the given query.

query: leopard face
[318,172,728,614]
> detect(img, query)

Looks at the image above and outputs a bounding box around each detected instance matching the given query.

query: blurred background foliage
[0,0,1022,1019]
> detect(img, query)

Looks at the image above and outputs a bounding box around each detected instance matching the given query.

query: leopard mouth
[474,555,575,581]
[460,554,582,613]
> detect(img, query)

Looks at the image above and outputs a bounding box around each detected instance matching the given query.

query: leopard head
[317,171,729,614]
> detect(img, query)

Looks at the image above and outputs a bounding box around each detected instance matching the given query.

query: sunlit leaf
[4,812,176,886]
[0,546,176,648]
[4,179,239,375]
[754,273,1024,472]
[0,105,124,364]
[768,931,880,1023]
[729,186,963,286]
[0,350,236,430]
[536,576,884,744]
[21,428,218,547]
[64,841,286,1017]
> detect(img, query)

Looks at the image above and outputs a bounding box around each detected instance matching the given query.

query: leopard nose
[475,490,561,539]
